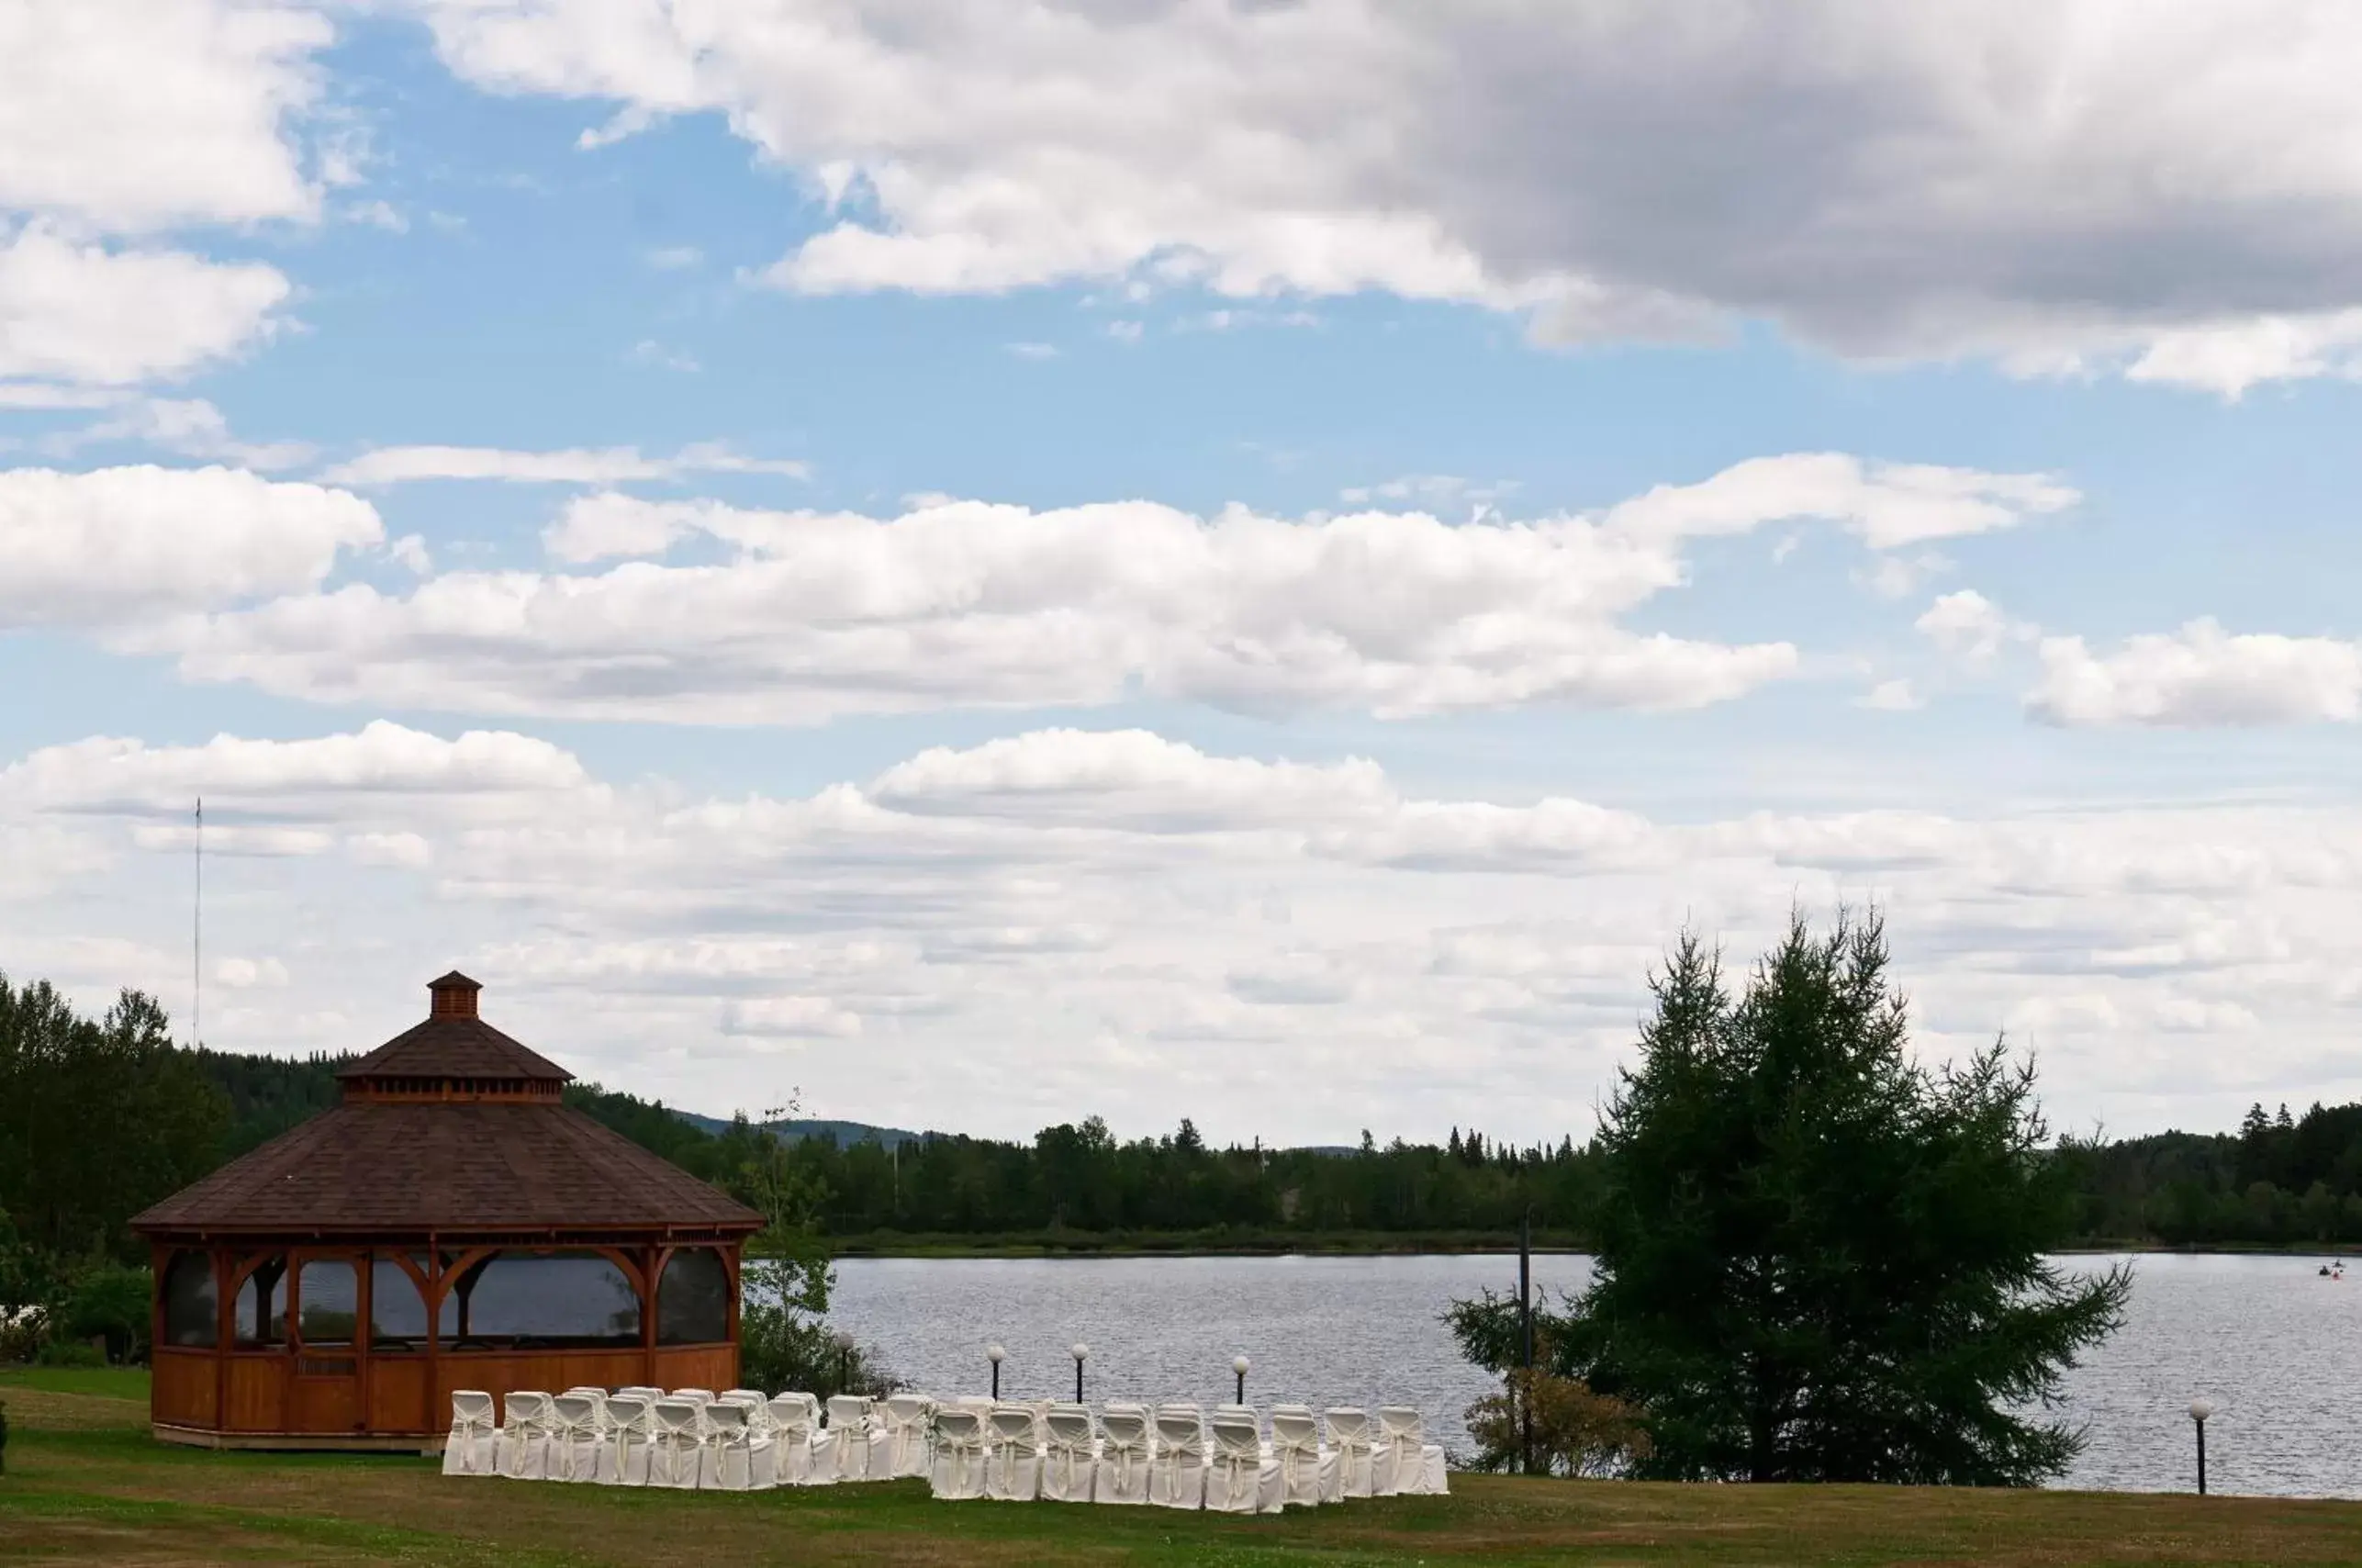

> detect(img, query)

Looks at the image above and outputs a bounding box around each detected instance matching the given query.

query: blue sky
[6,1,2361,1144]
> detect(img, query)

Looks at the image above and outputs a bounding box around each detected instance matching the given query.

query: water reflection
[823,1251,2362,1496]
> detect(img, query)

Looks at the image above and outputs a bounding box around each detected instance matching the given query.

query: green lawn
[6,1369,2362,1565]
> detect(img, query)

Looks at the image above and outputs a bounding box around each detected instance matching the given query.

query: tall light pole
[2189,1398,2214,1495]
[1518,1204,1534,1475]
[1072,1343,1089,1403]
[1233,1355,1249,1406]
[988,1342,1005,1402]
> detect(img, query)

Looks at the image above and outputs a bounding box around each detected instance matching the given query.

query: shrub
[1464,1370,1652,1477]
[34,1337,106,1368]
[61,1264,150,1364]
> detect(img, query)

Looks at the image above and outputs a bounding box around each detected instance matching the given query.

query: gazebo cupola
[339,971,569,1103]
[133,972,763,1451]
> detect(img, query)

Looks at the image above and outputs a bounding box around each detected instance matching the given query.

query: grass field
[6,1369,2362,1565]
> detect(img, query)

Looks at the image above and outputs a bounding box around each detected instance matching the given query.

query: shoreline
[803,1234,2362,1260]
[813,1229,1588,1260]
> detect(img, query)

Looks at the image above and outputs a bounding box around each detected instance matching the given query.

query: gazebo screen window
[368,1256,431,1351]
[656,1247,729,1344]
[234,1257,287,1346]
[161,1251,218,1348]
[297,1259,359,1346]
[449,1250,641,1348]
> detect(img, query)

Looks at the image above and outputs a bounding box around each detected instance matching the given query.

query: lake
[830,1250,2362,1497]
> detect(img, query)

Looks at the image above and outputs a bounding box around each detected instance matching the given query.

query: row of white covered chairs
[442,1386,935,1490]
[928,1399,1447,1510]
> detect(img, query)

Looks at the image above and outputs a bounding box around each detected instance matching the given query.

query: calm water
[829,1251,2362,1497]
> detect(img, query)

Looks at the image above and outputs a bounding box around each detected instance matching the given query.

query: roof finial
[428,970,482,1020]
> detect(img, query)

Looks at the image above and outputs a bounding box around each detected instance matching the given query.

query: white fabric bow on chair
[441,1390,497,1478]
[1091,1404,1151,1505]
[929,1406,991,1500]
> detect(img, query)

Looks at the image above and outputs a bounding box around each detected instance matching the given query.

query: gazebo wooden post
[724,1242,743,1384]
[423,1236,439,1415]
[354,1245,372,1435]
[214,1243,231,1426]
[641,1243,663,1386]
[147,1241,166,1364]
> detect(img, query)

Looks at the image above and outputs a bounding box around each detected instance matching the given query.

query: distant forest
[10,970,2362,1270]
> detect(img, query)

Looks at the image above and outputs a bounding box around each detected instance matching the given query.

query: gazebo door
[287,1250,366,1434]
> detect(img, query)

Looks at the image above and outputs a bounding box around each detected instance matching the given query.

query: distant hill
[674,1111,927,1148]
[670,1112,1364,1155]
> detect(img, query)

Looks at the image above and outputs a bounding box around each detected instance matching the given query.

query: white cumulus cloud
[0,721,589,816]
[2029,622,2362,726]
[1917,589,2029,667]
[0,465,380,627]
[128,454,2067,725]
[16,718,2362,1137]
[419,0,2362,389]
[0,228,290,387]
[0,0,328,231]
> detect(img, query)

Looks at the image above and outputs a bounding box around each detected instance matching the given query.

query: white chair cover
[603,1394,654,1486]
[879,1393,935,1479]
[824,1394,876,1482]
[1372,1406,1448,1495]
[767,1393,823,1485]
[1323,1407,1375,1501]
[713,1392,775,1486]
[672,1387,716,1405]
[700,1399,774,1491]
[1205,1409,1282,1515]
[1037,1403,1096,1503]
[984,1403,1043,1501]
[442,1390,498,1477]
[1091,1404,1151,1506]
[549,1393,610,1483]
[645,1396,706,1490]
[1148,1405,1206,1509]
[1269,1405,1333,1508]
[495,1392,554,1481]
[929,1406,991,1500]
[615,1385,664,1402]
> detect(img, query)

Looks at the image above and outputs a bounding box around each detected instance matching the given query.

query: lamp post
[1072,1343,1089,1403]
[988,1342,1005,1402]
[2189,1398,2214,1495]
[1233,1355,1250,1406]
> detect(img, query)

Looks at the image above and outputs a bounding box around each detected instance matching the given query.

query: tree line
[2060,1100,2362,1249]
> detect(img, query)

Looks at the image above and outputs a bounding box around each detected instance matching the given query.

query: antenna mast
[193,797,202,1050]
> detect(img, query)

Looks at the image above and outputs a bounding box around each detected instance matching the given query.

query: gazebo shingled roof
[130,1102,762,1235]
[134,971,759,1238]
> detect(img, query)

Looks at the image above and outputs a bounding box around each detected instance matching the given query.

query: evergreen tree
[0,977,226,1261]
[1452,910,2128,1484]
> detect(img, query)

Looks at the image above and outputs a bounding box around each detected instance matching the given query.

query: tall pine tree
[1452,909,2128,1484]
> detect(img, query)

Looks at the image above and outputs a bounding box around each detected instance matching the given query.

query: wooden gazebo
[132,971,764,1450]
